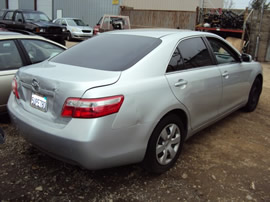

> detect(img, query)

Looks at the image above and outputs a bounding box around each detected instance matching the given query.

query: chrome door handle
[174,79,188,87]
[222,71,229,79]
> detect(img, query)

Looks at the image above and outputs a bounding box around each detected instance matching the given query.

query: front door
[206,37,251,115]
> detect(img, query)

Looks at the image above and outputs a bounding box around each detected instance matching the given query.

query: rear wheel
[142,114,186,174]
[242,77,262,112]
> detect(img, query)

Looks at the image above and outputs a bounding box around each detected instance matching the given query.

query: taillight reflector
[61,95,124,118]
[12,78,19,99]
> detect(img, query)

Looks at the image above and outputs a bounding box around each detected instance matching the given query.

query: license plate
[30,93,47,112]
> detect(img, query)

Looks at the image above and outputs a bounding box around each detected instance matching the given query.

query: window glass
[15,12,23,22]
[167,47,185,73]
[23,12,50,22]
[0,40,23,70]
[54,19,60,24]
[67,19,86,26]
[21,39,64,64]
[4,11,13,20]
[51,34,162,71]
[0,10,4,18]
[179,38,213,69]
[207,37,238,64]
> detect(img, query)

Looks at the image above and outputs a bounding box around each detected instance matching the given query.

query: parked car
[0,9,68,45]
[93,14,130,35]
[8,29,263,173]
[53,18,93,41]
[0,31,66,114]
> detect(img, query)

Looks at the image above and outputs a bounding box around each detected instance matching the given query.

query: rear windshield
[51,34,162,71]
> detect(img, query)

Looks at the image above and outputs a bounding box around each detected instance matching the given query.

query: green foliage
[250,0,270,9]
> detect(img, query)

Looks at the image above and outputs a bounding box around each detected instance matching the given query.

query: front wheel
[242,77,262,112]
[142,114,186,174]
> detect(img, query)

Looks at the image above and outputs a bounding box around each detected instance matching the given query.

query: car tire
[242,77,262,112]
[142,114,186,174]
[58,39,66,46]
[67,32,72,41]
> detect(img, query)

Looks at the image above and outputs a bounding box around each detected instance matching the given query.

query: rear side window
[0,40,23,70]
[178,37,213,69]
[51,34,162,71]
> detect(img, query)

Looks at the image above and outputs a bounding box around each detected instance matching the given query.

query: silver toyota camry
[8,29,263,173]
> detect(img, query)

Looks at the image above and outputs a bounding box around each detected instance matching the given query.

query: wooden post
[241,7,249,53]
[5,0,8,9]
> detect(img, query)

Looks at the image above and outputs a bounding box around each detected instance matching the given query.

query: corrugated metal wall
[121,0,223,11]
[53,0,121,27]
[0,0,6,9]
[19,0,34,10]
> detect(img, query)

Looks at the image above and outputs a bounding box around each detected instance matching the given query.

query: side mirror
[241,53,252,62]
[62,23,67,26]
[18,19,23,23]
[0,127,5,144]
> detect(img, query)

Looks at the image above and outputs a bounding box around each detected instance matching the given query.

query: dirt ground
[0,62,269,202]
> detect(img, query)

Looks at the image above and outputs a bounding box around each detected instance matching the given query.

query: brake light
[12,78,19,99]
[61,95,124,118]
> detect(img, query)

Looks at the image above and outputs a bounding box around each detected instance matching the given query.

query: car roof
[107,28,218,39]
[0,31,67,49]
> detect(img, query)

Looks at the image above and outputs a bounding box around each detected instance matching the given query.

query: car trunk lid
[16,61,121,122]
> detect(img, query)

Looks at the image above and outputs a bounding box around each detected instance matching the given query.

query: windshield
[23,12,50,22]
[51,34,162,71]
[67,19,86,26]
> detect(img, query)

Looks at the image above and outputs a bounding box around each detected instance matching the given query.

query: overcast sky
[232,0,270,8]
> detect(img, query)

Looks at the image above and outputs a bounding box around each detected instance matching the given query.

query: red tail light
[61,95,124,118]
[12,78,19,99]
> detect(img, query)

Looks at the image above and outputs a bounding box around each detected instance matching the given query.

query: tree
[224,0,235,9]
[249,0,270,9]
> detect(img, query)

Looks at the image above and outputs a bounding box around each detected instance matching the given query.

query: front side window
[15,12,23,22]
[178,37,213,69]
[0,40,23,70]
[4,11,13,20]
[21,39,64,64]
[207,37,239,64]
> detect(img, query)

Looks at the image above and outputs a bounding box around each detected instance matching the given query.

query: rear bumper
[7,94,150,170]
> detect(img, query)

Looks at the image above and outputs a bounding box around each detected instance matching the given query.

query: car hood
[30,21,64,28]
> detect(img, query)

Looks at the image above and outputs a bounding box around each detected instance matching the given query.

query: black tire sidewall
[243,78,262,112]
[143,114,186,174]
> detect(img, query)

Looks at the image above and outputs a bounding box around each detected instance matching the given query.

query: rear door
[165,37,222,130]
[206,37,251,114]
[0,39,24,111]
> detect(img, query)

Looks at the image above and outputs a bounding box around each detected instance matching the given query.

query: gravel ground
[0,63,269,202]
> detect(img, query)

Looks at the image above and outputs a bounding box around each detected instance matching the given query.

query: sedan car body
[0,31,66,114]
[8,29,263,173]
[53,18,93,40]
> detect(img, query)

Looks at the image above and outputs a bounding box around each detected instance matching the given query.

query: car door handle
[222,71,229,79]
[174,79,188,87]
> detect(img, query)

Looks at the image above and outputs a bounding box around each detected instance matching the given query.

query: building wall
[53,0,121,27]
[19,0,34,10]
[0,0,6,9]
[121,8,196,30]
[121,0,224,11]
